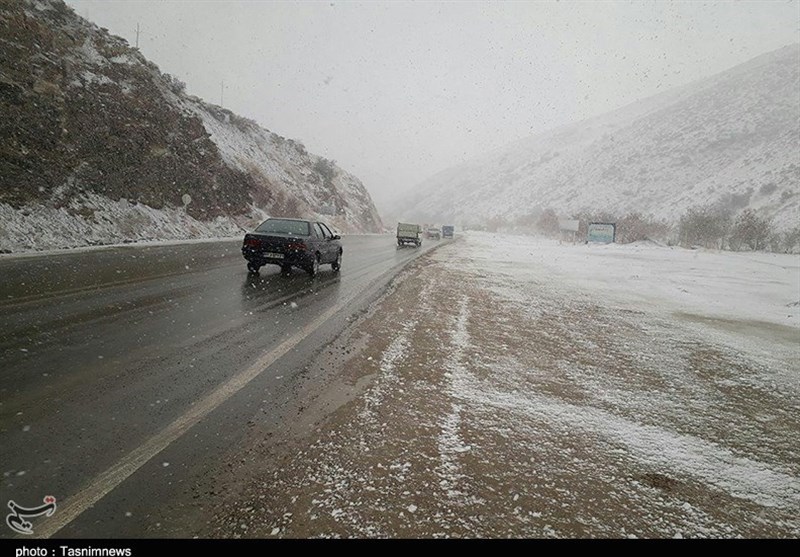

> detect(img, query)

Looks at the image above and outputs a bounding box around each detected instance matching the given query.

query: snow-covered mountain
[0,0,382,252]
[399,45,800,230]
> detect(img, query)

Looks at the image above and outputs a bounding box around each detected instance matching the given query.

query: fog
[64,0,799,211]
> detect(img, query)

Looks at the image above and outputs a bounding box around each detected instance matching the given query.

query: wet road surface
[0,235,437,537]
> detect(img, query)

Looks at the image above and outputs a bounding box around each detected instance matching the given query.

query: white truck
[396,222,423,247]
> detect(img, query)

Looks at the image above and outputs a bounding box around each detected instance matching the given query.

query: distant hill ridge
[399,44,800,231]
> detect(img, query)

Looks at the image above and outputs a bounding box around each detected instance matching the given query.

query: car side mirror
[332,234,341,240]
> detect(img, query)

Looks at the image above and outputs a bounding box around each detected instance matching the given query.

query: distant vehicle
[426,227,441,240]
[242,217,342,276]
[442,225,454,238]
[397,222,423,247]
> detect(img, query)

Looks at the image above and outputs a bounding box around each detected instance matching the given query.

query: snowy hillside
[399,45,800,230]
[187,102,382,236]
[0,0,382,252]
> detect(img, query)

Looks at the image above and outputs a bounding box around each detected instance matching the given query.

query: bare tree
[729,209,772,251]
[678,206,731,249]
[782,225,800,254]
[616,212,671,244]
[536,208,560,237]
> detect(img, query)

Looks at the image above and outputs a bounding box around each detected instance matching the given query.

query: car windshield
[255,219,310,236]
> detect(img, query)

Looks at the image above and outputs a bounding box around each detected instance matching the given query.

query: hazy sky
[64,0,799,208]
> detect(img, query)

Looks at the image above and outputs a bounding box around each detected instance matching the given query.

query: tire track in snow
[356,278,435,428]
[437,296,475,501]
[357,317,417,428]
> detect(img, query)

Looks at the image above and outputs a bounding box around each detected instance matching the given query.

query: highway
[0,235,437,537]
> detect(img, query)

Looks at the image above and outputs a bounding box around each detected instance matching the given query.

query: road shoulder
[206,235,800,538]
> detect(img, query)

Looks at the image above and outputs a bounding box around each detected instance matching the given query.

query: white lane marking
[36,301,343,539]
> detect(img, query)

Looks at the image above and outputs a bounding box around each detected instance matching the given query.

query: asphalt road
[0,235,438,538]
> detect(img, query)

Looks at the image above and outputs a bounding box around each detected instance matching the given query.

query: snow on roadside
[431,231,800,532]
[437,297,473,500]
[448,367,800,511]
[255,282,432,537]
[457,232,800,329]
[359,317,417,428]
[0,193,249,252]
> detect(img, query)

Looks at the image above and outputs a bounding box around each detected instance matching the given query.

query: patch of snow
[77,38,107,67]
[437,297,474,498]
[0,193,245,252]
[78,70,114,87]
[110,54,136,65]
[358,318,416,427]
[452,232,800,331]
[458,374,799,509]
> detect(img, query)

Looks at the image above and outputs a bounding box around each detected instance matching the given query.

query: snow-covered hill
[399,45,800,230]
[0,0,382,252]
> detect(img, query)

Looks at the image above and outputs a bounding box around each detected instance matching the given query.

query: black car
[242,217,342,277]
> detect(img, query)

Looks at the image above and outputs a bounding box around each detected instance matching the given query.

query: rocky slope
[0,0,382,252]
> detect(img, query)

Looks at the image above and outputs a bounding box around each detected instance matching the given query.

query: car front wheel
[332,250,342,272]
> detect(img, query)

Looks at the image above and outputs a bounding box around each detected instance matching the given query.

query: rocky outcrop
[0,0,382,251]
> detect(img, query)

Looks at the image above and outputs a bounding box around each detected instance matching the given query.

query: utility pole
[135,22,140,48]
[220,80,224,106]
